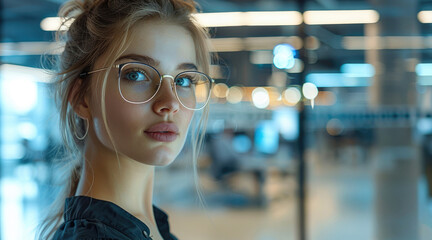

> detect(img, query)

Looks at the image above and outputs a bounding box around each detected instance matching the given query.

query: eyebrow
[116,54,198,71]
[178,63,198,71]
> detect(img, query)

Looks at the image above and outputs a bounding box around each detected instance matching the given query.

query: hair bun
[59,0,104,19]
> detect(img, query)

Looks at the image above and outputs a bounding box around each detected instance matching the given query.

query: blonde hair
[37,0,212,239]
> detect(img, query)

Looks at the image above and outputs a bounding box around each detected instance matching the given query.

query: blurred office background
[2,0,432,239]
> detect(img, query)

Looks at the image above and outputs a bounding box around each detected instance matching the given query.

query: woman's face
[87,20,197,166]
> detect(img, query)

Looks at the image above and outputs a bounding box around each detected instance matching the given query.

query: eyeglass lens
[118,63,211,110]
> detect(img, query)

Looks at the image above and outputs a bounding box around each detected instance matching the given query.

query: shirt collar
[64,196,171,239]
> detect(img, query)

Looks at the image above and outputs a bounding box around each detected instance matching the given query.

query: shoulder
[52,218,131,240]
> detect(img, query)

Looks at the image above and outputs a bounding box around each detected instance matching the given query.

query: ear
[68,78,91,119]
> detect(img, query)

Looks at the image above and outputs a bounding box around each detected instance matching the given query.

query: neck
[75,140,157,226]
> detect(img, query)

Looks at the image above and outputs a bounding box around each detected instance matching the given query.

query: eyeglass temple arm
[79,65,120,78]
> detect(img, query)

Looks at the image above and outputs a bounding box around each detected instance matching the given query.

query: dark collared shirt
[53,196,178,240]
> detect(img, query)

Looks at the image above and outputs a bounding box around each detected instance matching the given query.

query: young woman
[38,0,213,239]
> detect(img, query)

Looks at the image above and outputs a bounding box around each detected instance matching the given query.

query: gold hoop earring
[75,118,89,140]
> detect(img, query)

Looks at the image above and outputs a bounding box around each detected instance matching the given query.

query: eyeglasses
[80,62,214,110]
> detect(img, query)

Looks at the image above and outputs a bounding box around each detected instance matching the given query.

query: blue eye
[125,70,147,82]
[175,77,192,87]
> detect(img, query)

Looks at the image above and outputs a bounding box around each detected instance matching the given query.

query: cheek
[91,84,146,148]
[177,109,194,146]
[181,108,194,132]
[105,98,145,135]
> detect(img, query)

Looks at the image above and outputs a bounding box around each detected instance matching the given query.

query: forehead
[122,20,197,70]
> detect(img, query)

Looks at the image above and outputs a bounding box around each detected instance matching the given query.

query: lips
[144,122,179,142]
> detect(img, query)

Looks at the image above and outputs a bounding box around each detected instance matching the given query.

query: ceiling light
[418,11,432,23]
[304,10,379,25]
[302,83,318,100]
[0,64,51,83]
[252,87,270,109]
[243,11,302,26]
[306,73,371,87]
[283,87,302,105]
[211,36,302,52]
[341,63,375,77]
[40,17,73,31]
[212,83,229,98]
[416,63,432,76]
[192,11,302,27]
[226,86,244,104]
[0,42,64,56]
[273,44,296,69]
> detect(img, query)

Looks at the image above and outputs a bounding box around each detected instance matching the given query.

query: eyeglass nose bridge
[161,74,175,88]
[151,74,188,110]
[158,74,180,94]
[153,74,178,98]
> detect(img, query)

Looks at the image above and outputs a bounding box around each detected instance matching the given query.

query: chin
[142,148,179,166]
[152,158,176,166]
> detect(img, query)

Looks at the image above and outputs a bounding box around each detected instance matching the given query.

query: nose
[151,76,180,115]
